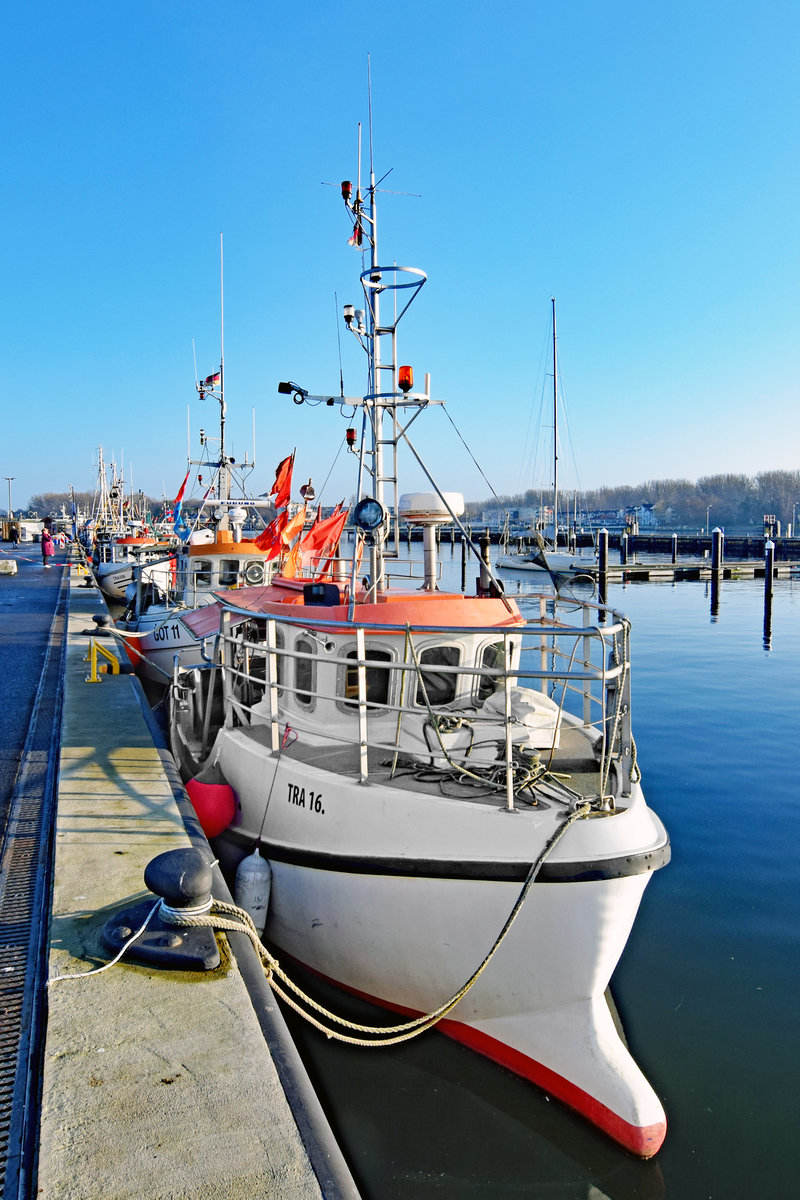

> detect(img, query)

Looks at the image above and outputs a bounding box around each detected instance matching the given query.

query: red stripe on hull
[434,1014,666,1158]
[291,959,666,1158]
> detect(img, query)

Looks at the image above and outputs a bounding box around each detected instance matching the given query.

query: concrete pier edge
[38,555,361,1199]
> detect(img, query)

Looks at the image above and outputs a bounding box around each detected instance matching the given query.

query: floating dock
[575,560,799,583]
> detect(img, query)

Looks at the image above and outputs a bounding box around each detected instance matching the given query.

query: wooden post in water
[764,539,775,648]
[478,529,492,596]
[712,527,724,574]
[620,532,628,564]
[598,528,608,605]
[764,539,775,598]
[461,535,466,591]
[671,533,678,564]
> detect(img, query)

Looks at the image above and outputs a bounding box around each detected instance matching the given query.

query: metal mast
[551,296,558,546]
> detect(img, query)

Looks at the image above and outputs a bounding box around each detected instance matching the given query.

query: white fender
[234,849,272,936]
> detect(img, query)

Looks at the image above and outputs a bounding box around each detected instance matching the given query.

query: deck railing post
[503,632,515,812]
[266,618,280,752]
[356,626,370,783]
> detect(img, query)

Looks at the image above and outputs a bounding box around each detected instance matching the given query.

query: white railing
[201,593,634,812]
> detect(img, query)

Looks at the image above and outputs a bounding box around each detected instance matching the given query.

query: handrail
[199,597,634,808]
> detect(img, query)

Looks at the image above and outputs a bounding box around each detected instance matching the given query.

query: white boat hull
[121,606,211,685]
[496,552,594,576]
[94,561,136,600]
[210,724,668,1156]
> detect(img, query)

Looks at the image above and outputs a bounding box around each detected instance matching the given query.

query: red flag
[253,509,288,555]
[269,454,294,509]
[298,508,349,556]
[174,469,191,506]
[278,507,308,578]
[297,507,349,577]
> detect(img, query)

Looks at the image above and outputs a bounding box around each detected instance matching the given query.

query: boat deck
[239,719,607,808]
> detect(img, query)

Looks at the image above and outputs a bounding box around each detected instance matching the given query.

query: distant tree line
[26,491,161,518]
[26,471,800,531]
[466,471,800,530]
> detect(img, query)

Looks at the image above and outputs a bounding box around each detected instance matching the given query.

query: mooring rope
[160,801,591,1047]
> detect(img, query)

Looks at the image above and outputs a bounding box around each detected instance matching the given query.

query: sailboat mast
[551,297,558,546]
[219,232,228,503]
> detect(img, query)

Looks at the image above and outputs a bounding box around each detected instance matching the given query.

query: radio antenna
[335,291,345,397]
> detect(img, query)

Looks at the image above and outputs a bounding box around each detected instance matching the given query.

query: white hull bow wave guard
[170,150,670,1157]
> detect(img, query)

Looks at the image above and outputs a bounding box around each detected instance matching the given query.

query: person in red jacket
[41,526,55,567]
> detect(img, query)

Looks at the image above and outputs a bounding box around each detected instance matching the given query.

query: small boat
[119,511,275,686]
[495,300,594,583]
[170,150,669,1156]
[87,450,176,600]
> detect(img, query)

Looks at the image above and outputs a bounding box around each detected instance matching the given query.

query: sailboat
[168,142,670,1156]
[496,299,593,582]
[88,447,175,601]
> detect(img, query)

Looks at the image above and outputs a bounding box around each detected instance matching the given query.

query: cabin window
[476,641,511,704]
[294,636,316,708]
[218,558,240,587]
[193,560,213,590]
[341,647,393,711]
[415,645,460,707]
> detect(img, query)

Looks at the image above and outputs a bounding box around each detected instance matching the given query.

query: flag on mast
[173,468,191,540]
[269,453,294,510]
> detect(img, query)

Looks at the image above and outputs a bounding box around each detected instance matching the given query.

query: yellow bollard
[84,638,121,683]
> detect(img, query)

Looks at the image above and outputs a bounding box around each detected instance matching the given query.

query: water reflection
[278,964,667,1200]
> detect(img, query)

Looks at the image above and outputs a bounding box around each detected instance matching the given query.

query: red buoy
[185,778,236,839]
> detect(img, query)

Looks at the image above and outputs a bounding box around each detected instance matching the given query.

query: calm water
[275,554,800,1199]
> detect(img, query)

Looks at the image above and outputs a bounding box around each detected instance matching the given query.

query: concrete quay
[38,563,360,1199]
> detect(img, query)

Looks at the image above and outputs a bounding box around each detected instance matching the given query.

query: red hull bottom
[289,956,666,1158]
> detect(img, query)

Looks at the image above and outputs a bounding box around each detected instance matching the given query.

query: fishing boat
[496,299,594,582]
[118,508,277,686]
[170,153,670,1156]
[87,449,175,600]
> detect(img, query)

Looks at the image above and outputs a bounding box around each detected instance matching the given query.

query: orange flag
[280,506,307,549]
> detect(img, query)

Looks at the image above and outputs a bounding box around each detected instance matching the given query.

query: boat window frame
[217,557,241,588]
[413,643,461,708]
[192,559,214,591]
[474,638,514,705]
[336,641,396,714]
[294,634,317,710]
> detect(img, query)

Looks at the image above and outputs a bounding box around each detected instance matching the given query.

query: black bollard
[101,847,220,971]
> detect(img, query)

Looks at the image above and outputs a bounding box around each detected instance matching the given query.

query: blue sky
[3,0,799,514]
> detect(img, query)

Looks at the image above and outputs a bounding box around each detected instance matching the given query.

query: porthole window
[244,560,265,585]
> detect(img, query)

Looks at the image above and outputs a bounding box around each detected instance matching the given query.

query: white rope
[47,898,162,986]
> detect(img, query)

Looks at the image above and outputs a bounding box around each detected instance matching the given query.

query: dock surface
[1,547,359,1199]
